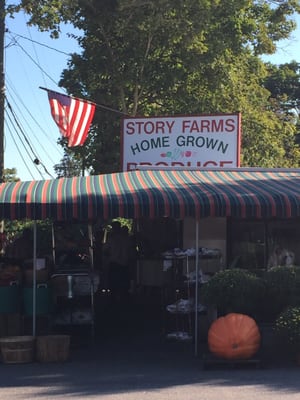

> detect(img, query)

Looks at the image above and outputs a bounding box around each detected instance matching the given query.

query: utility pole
[0,0,4,183]
[0,0,4,254]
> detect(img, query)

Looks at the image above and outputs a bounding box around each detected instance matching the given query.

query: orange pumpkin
[208,313,261,360]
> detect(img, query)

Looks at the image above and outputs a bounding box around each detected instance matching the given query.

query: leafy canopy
[7,1,300,174]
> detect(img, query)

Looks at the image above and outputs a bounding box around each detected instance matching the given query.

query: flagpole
[81,151,85,177]
[39,86,96,106]
[40,86,129,116]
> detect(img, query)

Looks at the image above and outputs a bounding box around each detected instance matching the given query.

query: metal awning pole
[194,220,199,357]
[51,223,56,266]
[88,223,95,340]
[32,221,37,337]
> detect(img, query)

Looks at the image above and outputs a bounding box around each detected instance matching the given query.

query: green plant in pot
[262,266,298,322]
[201,268,264,318]
[275,306,300,363]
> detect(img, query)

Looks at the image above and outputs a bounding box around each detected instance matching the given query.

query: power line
[9,31,129,116]
[24,14,48,90]
[4,15,72,181]
[4,118,36,180]
[6,29,71,56]
[5,87,49,160]
[5,106,41,179]
[11,39,59,87]
[5,98,54,178]
[5,77,63,164]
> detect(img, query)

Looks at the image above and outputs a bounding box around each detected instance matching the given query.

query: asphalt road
[0,299,299,400]
[0,328,299,400]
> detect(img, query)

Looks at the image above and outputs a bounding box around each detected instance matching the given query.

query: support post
[194,220,199,357]
[0,0,5,183]
[32,221,37,336]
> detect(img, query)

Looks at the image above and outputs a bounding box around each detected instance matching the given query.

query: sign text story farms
[122,114,241,171]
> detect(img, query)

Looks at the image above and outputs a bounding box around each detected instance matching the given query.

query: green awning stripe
[0,169,300,220]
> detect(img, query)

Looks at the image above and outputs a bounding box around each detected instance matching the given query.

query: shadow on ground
[0,294,299,398]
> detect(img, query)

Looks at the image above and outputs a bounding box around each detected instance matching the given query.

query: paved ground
[0,325,300,400]
[0,297,299,399]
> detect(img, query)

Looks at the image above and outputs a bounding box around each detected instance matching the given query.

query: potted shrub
[201,268,265,318]
[275,306,300,364]
[261,266,300,322]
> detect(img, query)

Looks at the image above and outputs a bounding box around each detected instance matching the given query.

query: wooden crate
[0,336,35,364]
[36,335,70,363]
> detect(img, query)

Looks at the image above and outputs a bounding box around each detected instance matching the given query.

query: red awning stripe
[229,171,262,218]
[0,169,300,221]
[203,170,239,217]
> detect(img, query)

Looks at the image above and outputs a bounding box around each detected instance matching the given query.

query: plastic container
[22,285,54,316]
[0,285,20,313]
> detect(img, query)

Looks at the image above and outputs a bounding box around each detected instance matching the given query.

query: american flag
[46,89,96,147]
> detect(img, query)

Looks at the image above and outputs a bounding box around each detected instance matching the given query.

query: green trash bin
[22,285,54,316]
[0,284,20,313]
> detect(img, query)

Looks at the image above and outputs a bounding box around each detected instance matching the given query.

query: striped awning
[0,168,300,221]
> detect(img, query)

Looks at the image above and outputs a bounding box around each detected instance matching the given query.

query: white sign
[121,113,241,171]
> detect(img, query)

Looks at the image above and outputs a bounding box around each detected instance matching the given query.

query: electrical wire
[7,31,129,116]
[24,15,48,90]
[5,87,49,163]
[4,21,127,182]
[10,39,58,87]
[4,123,36,180]
[7,29,71,56]
[4,28,66,179]
[5,78,63,164]
[5,107,40,180]
[5,97,54,179]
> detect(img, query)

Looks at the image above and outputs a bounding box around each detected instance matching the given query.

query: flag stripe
[47,90,95,147]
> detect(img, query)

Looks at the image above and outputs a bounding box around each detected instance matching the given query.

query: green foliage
[54,147,85,177]
[105,218,133,234]
[275,306,300,351]
[264,266,297,293]
[201,268,265,317]
[201,266,300,323]
[260,266,300,321]
[3,220,33,243]
[3,168,20,182]
[3,219,53,256]
[7,1,300,173]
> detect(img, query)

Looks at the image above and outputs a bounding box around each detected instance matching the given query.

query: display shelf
[50,271,98,339]
[162,248,222,343]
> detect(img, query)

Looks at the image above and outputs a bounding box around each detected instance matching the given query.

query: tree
[263,61,300,120]
[263,61,300,159]
[6,1,300,172]
[3,167,19,182]
[54,141,87,177]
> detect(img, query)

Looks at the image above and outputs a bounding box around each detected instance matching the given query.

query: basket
[36,335,70,363]
[0,336,35,364]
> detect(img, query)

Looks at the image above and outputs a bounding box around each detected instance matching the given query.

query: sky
[4,10,81,182]
[3,10,300,182]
